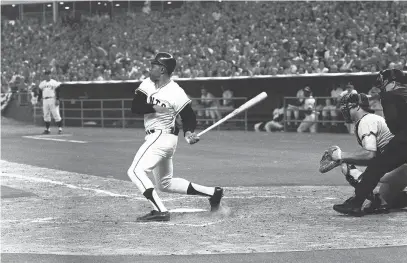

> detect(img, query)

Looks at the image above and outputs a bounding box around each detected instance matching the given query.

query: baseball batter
[38,70,63,134]
[129,52,224,222]
[332,93,407,213]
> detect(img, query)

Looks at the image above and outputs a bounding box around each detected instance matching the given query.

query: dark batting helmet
[150,52,176,75]
[339,93,374,123]
[375,69,405,90]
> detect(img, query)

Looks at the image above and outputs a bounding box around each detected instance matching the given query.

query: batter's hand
[153,105,170,113]
[55,99,60,106]
[185,131,200,145]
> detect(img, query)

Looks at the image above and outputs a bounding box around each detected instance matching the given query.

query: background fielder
[129,52,224,222]
[37,70,63,134]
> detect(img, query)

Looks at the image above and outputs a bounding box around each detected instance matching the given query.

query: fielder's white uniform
[297,96,317,133]
[345,113,407,203]
[39,79,62,122]
[127,79,192,197]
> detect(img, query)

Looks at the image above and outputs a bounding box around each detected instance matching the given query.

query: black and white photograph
[1,1,407,262]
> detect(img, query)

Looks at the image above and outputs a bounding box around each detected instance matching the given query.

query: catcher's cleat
[209,187,224,212]
[363,194,389,214]
[136,210,170,222]
[42,130,50,135]
[333,196,364,217]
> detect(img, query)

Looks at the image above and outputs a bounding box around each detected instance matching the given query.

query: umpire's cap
[151,52,176,75]
[375,69,405,89]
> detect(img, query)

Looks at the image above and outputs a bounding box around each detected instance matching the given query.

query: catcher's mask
[150,52,176,75]
[375,69,405,91]
[339,93,374,123]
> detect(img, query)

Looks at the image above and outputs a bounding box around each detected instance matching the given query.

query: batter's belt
[146,127,179,136]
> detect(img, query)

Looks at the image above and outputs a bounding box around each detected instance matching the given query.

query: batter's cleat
[136,210,170,222]
[333,196,364,217]
[58,130,63,134]
[209,187,224,212]
[42,130,50,135]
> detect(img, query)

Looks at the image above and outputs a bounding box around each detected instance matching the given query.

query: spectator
[197,88,221,126]
[286,86,312,126]
[2,1,407,81]
[321,84,343,129]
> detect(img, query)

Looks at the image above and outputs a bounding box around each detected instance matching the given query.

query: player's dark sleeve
[55,87,60,100]
[131,90,155,114]
[179,104,196,136]
[381,88,407,135]
[37,88,42,101]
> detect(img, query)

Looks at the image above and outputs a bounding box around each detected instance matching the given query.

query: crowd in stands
[2,1,407,88]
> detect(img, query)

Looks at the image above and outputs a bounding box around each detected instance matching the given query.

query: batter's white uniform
[127,78,192,195]
[345,114,407,203]
[39,79,62,122]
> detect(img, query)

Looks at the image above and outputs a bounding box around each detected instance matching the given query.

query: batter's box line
[129,219,226,227]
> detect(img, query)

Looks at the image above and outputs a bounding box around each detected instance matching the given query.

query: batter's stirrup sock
[187,183,212,197]
[143,188,167,212]
[57,121,62,128]
[45,122,51,130]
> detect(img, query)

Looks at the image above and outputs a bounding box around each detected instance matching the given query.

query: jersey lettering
[138,78,191,131]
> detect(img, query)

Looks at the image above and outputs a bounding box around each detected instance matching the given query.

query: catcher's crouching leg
[341,164,389,214]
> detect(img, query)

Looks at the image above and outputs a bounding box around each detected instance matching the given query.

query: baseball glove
[319,145,342,173]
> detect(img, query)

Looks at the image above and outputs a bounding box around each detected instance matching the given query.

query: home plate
[170,208,207,213]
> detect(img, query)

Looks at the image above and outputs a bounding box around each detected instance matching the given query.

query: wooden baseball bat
[197,92,268,137]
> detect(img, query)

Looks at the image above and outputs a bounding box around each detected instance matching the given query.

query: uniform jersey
[136,78,191,131]
[39,79,61,98]
[303,96,316,114]
[354,113,394,153]
[273,107,284,122]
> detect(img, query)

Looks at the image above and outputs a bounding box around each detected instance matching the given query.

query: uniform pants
[355,130,407,204]
[43,98,61,122]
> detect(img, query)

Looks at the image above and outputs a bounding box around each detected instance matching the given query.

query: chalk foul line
[22,135,88,144]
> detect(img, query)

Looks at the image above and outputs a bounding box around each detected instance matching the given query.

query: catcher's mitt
[319,145,342,173]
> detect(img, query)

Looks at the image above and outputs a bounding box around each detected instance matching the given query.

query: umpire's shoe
[363,193,389,214]
[209,187,224,212]
[136,210,170,222]
[333,196,364,217]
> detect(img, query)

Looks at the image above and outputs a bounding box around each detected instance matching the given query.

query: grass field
[1,123,406,263]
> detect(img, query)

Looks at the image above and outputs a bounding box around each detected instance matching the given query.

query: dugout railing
[282,96,384,133]
[32,97,249,131]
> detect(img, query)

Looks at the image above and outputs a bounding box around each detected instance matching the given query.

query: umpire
[334,69,407,216]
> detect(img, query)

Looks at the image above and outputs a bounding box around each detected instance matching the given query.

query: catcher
[319,92,407,215]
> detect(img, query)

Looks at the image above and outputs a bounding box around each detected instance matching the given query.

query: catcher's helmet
[339,93,374,123]
[375,69,405,90]
[150,52,176,75]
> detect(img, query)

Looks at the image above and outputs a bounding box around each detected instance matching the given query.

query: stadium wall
[60,72,407,122]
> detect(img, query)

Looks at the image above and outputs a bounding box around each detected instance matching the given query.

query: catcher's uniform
[349,113,407,203]
[38,79,62,123]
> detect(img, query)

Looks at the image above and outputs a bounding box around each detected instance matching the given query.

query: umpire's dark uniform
[334,69,407,215]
